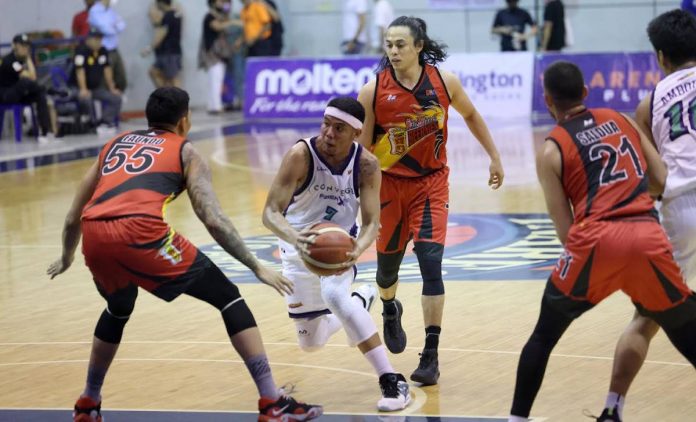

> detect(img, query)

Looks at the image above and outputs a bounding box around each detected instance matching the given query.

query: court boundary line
[0,406,532,420]
[0,340,688,367]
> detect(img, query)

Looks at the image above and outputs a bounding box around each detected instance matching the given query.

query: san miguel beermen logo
[374,103,445,171]
[199,213,563,283]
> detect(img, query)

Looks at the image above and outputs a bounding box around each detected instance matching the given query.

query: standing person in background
[540,0,565,52]
[200,0,241,114]
[73,0,96,38]
[263,0,284,56]
[342,0,369,54]
[88,0,128,92]
[142,0,183,88]
[492,0,537,52]
[371,0,394,54]
[357,16,504,385]
[240,0,273,57]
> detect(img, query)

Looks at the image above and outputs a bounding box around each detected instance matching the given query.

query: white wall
[0,0,675,111]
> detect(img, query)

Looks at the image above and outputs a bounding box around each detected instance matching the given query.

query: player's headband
[324,106,363,130]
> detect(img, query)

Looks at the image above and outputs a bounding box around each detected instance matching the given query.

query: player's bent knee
[221,298,257,337]
[415,242,445,296]
[376,252,403,289]
[94,309,130,344]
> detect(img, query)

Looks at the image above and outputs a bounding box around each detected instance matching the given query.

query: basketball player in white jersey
[595,10,696,422]
[262,97,411,411]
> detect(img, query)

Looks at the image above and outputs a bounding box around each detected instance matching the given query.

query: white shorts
[279,241,355,318]
[661,190,696,284]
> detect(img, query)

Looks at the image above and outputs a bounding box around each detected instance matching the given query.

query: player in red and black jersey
[357,16,504,385]
[47,87,322,422]
[508,61,696,422]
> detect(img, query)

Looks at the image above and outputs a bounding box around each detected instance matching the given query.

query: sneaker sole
[258,406,323,422]
[409,370,440,386]
[383,299,407,354]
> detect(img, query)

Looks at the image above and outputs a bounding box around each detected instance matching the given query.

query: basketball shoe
[410,348,439,385]
[73,396,102,422]
[382,299,407,353]
[377,373,411,411]
[258,395,323,421]
[352,283,377,311]
[594,406,622,422]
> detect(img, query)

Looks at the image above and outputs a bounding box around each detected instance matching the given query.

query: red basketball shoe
[73,396,102,422]
[258,395,322,421]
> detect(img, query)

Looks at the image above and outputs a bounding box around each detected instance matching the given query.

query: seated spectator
[241,0,273,57]
[73,0,97,38]
[142,0,183,88]
[0,34,56,143]
[70,28,122,134]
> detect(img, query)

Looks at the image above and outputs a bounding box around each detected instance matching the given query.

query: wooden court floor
[0,119,694,421]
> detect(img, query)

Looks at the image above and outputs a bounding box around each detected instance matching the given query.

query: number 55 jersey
[80,129,203,301]
[82,129,187,221]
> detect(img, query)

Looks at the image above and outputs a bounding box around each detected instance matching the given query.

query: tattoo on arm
[183,144,259,272]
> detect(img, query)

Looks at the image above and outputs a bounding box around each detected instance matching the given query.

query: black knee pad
[414,242,445,296]
[377,251,405,289]
[222,298,258,337]
[94,309,130,344]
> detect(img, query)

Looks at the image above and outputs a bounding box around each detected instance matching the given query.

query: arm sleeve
[493,11,502,27]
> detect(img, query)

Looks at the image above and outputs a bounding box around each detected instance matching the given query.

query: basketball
[302,222,354,277]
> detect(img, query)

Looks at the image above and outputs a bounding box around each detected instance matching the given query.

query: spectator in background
[241,0,273,57]
[88,0,127,92]
[342,0,368,54]
[683,0,696,16]
[200,0,242,114]
[142,0,183,88]
[70,28,122,134]
[0,34,55,142]
[223,7,246,110]
[541,0,565,51]
[72,0,96,38]
[492,0,536,52]
[264,0,284,56]
[371,0,394,54]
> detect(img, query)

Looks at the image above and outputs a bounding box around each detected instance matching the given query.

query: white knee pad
[320,274,377,346]
[294,315,341,352]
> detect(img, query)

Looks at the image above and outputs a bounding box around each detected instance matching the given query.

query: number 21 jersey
[82,129,187,221]
[548,108,654,225]
[651,66,696,199]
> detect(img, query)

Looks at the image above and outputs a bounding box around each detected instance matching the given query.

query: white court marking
[0,340,689,367]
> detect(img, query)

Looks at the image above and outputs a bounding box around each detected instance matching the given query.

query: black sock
[382,297,396,314]
[424,325,441,350]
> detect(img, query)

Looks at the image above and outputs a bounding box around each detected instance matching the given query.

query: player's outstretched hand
[488,158,504,190]
[47,255,74,279]
[255,265,294,296]
[294,227,319,257]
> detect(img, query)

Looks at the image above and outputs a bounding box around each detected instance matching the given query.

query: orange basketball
[302,222,354,277]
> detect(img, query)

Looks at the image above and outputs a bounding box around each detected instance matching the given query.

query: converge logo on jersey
[200,214,563,283]
[245,58,378,119]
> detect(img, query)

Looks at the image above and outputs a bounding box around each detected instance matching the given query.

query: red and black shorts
[81,217,211,302]
[546,217,696,328]
[377,167,449,254]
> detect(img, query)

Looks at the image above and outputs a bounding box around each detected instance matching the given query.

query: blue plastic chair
[0,103,37,143]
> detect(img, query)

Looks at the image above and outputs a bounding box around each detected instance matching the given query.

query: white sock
[364,345,394,376]
[605,392,625,417]
[508,416,528,422]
